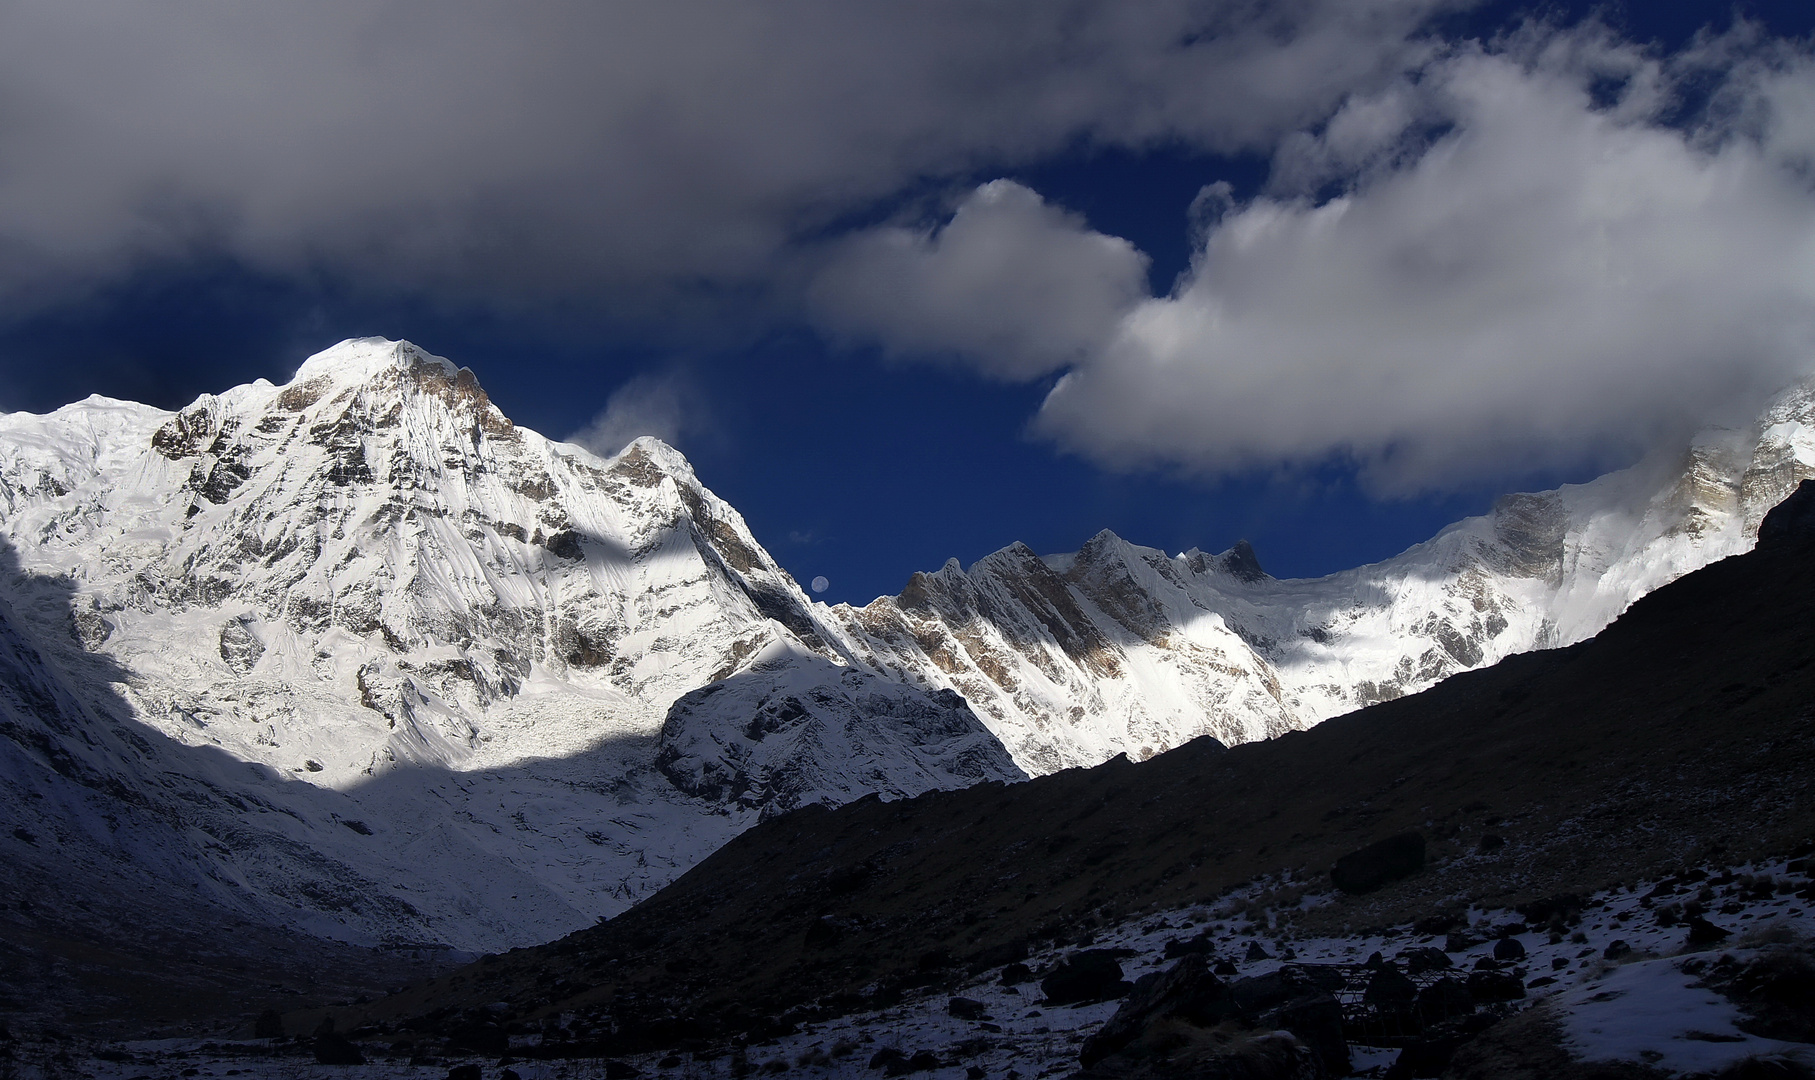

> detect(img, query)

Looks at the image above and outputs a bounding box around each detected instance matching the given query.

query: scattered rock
[1492,937,1527,962]
[1712,1057,1815,1080]
[1414,912,1464,936]
[1516,894,1583,929]
[1245,941,1272,962]
[217,616,264,675]
[1331,832,1426,894]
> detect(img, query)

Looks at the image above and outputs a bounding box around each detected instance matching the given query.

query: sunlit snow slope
[0,339,1020,953]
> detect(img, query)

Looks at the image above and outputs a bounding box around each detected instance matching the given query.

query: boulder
[947,997,988,1021]
[1332,832,1426,894]
[1261,992,1351,1077]
[1079,955,1239,1067]
[1230,969,1305,1014]
[1687,917,1732,947]
[1042,949,1134,1006]
[1492,937,1527,962]
[1364,966,1419,1016]
[1164,932,1215,959]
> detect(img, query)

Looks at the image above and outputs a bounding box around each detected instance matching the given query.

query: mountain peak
[1218,539,1267,583]
[290,337,458,388]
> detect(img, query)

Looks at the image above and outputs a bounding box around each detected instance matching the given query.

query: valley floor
[17,855,1811,1080]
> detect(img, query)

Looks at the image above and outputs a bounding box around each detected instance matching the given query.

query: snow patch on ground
[31,857,1810,1079]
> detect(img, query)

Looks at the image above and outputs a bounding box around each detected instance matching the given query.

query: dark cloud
[808,181,1149,379]
[0,0,1451,315]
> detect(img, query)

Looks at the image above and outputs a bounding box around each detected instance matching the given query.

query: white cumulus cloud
[809,181,1150,379]
[567,372,704,458]
[817,25,1815,490]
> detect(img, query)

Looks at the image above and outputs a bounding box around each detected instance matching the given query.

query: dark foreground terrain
[300,490,1815,1064]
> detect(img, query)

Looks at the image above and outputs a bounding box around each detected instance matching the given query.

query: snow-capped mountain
[0,339,1020,954]
[2,336,1810,956]
[826,386,1815,771]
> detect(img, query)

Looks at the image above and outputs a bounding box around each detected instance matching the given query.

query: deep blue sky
[1,0,1811,607]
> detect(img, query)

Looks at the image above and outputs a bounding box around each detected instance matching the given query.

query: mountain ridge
[1,336,1812,963]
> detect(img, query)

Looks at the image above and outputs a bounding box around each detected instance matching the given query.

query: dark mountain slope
[333,490,1815,1053]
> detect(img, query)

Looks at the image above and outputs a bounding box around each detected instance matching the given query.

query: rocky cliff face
[824,382,1815,772]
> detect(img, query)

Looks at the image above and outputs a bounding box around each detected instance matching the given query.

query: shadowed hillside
[329,486,1815,1058]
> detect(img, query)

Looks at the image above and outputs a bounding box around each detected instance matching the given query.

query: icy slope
[823,381,1815,772]
[0,339,1020,952]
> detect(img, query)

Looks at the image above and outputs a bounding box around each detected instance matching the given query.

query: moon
[810,575,829,593]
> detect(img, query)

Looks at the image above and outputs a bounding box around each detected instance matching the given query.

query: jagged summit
[1218,539,1266,582]
[824,376,1815,770]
